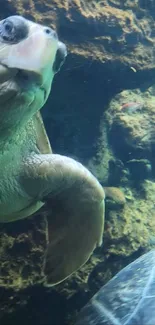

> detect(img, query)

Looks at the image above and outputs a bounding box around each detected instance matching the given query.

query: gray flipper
[43,192,105,286]
[21,154,105,286]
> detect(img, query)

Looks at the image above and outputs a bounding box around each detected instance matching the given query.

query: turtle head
[0,15,67,82]
[0,16,67,142]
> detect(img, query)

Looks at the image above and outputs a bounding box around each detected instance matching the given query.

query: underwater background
[0,0,155,324]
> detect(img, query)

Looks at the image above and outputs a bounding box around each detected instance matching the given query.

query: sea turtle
[0,15,124,287]
[75,249,155,325]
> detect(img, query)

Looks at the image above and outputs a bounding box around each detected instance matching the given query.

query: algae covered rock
[104,187,126,206]
[0,216,47,290]
[105,87,155,166]
[3,0,155,75]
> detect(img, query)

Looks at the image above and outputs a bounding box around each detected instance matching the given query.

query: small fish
[120,102,143,114]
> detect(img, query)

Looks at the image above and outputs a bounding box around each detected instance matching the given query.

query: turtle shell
[75,249,155,325]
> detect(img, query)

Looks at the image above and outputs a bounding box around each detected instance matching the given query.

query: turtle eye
[4,21,13,34]
[0,19,15,42]
[0,17,29,44]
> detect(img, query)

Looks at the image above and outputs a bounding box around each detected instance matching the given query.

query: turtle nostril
[45,28,51,35]
[44,27,58,39]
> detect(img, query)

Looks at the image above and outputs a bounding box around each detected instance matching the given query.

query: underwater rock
[3,0,155,77]
[106,87,155,166]
[126,158,152,181]
[104,186,126,206]
[108,159,126,185]
[0,215,47,290]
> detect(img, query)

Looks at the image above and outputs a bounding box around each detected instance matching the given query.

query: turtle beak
[53,41,67,73]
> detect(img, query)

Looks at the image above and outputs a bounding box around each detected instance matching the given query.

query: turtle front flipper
[21,154,105,286]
